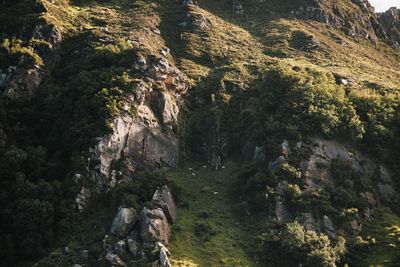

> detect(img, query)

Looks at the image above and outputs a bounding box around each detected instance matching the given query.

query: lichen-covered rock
[85,56,188,194]
[127,238,139,258]
[3,65,44,99]
[295,213,319,232]
[157,242,171,267]
[152,186,177,224]
[253,145,265,162]
[75,187,91,212]
[110,206,138,238]
[114,240,127,257]
[322,215,336,238]
[139,207,170,246]
[275,196,290,222]
[301,138,376,189]
[106,253,127,267]
[2,23,61,100]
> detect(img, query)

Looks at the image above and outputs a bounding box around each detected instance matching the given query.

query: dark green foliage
[113,170,166,211]
[193,221,217,242]
[0,38,44,68]
[231,164,273,212]
[0,0,44,36]
[261,222,346,267]
[258,66,364,141]
[330,158,363,189]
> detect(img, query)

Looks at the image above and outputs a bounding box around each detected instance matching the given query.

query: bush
[0,37,44,67]
[258,65,365,141]
[279,222,346,266]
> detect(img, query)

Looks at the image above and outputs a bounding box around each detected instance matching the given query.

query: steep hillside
[1,0,400,266]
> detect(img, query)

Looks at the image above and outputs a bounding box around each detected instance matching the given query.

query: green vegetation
[167,162,257,266]
[1,0,400,266]
[350,210,400,267]
[260,222,346,267]
[0,38,44,68]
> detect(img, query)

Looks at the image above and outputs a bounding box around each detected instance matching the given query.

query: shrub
[258,65,365,141]
[278,222,346,266]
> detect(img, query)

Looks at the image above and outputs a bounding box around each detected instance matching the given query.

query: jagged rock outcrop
[102,185,176,265]
[300,138,376,189]
[110,206,138,238]
[179,4,209,30]
[105,253,127,267]
[82,55,188,194]
[139,207,170,246]
[295,213,319,232]
[2,23,61,99]
[157,242,172,267]
[290,0,400,46]
[152,186,177,224]
[263,137,399,242]
[377,7,400,47]
[299,138,399,209]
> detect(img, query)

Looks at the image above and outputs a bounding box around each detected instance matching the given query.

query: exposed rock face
[139,207,170,246]
[152,186,177,224]
[281,140,291,157]
[253,145,266,162]
[180,4,209,30]
[301,138,376,189]
[83,55,188,193]
[127,238,139,258]
[105,253,127,267]
[2,65,44,99]
[110,206,138,238]
[75,187,91,212]
[295,213,319,232]
[269,156,286,171]
[275,196,290,221]
[322,215,336,238]
[92,111,180,189]
[114,240,127,257]
[377,7,400,47]
[152,91,180,131]
[275,182,290,222]
[2,23,61,100]
[299,138,398,209]
[157,242,172,267]
[291,0,400,46]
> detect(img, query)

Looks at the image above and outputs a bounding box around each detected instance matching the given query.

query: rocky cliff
[1,0,400,266]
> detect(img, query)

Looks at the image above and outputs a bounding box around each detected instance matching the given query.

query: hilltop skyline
[369,0,400,12]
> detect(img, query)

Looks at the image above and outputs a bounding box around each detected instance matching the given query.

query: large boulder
[152,186,177,224]
[110,206,138,238]
[139,207,170,246]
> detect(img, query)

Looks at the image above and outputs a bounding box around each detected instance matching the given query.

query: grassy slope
[167,162,258,267]
[195,0,400,89]
[352,210,400,267]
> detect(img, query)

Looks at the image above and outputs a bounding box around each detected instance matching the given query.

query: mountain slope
[0,0,400,266]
